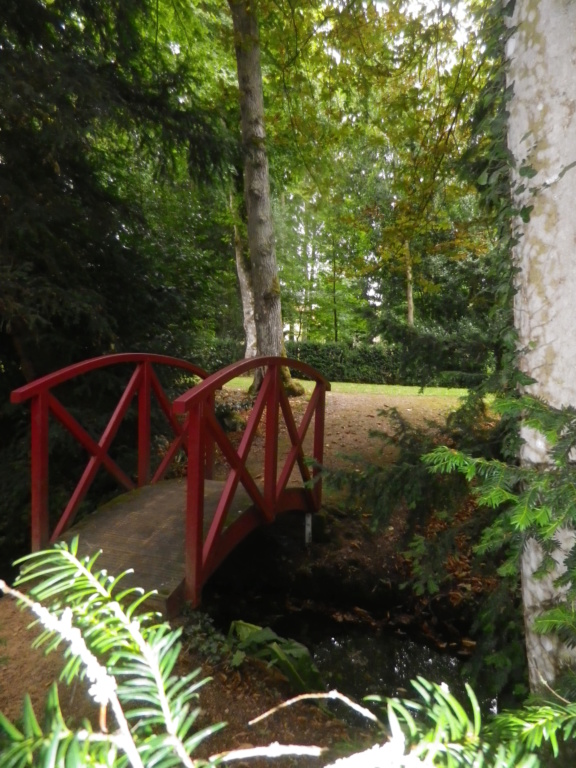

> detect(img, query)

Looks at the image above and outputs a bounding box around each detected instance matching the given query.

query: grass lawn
[225,375,468,399]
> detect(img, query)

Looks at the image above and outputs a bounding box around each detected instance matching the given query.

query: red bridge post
[137,360,152,486]
[30,390,50,550]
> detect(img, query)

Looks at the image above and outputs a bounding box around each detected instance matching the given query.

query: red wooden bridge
[10,354,330,614]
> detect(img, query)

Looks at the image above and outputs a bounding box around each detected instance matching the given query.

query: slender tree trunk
[302,207,314,342]
[332,238,338,342]
[405,241,414,327]
[228,0,303,393]
[507,0,576,691]
[229,190,257,359]
[304,250,313,342]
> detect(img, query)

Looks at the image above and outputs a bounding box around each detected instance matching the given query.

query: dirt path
[323,391,458,466]
[0,390,462,760]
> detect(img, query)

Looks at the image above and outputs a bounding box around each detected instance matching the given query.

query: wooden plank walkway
[60,479,253,616]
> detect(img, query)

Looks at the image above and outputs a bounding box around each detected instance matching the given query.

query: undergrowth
[5,543,576,766]
[324,393,525,702]
[180,610,324,694]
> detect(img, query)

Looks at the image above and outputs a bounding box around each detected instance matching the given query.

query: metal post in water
[305,513,312,545]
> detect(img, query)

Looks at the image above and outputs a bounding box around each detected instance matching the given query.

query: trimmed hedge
[285,341,395,384]
[187,332,492,387]
[188,339,395,384]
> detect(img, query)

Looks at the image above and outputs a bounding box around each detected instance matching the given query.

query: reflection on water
[313,630,473,704]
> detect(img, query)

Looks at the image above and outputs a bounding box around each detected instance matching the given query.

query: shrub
[285,341,395,384]
[187,339,245,373]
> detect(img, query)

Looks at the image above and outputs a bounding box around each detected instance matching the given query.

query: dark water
[312,629,473,703]
[204,523,495,714]
[229,602,495,714]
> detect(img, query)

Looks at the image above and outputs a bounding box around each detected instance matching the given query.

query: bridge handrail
[11,352,209,403]
[173,356,330,605]
[173,356,330,414]
[11,353,211,550]
[12,353,331,608]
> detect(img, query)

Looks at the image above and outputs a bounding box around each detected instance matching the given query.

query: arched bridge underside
[11,354,330,615]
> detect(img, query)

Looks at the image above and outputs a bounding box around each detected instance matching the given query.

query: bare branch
[248,689,383,727]
[211,741,324,762]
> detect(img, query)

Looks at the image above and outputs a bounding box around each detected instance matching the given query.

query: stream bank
[199,504,488,705]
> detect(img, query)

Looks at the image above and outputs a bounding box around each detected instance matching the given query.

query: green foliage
[288,326,493,388]
[0,0,228,381]
[425,396,576,570]
[325,405,474,533]
[187,339,246,374]
[324,395,526,700]
[188,338,399,384]
[180,609,229,667]
[370,677,540,767]
[0,0,241,575]
[191,329,493,390]
[424,395,576,698]
[0,414,30,575]
[227,620,324,694]
[286,341,395,384]
[457,0,519,401]
[0,538,223,766]
[377,315,496,389]
[178,609,326,695]
[462,578,527,705]
[5,541,576,766]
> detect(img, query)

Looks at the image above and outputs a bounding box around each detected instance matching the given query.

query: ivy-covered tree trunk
[507,0,576,690]
[228,0,283,388]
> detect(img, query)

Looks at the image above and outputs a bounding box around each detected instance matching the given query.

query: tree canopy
[0,0,232,387]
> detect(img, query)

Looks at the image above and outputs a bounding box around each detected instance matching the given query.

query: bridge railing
[173,356,330,605]
[10,353,210,550]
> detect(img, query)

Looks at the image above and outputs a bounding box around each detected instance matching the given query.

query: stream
[275,611,495,712]
[205,589,495,716]
[202,516,496,715]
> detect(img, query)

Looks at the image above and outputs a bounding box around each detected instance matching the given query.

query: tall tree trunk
[229,190,257,359]
[405,241,414,327]
[302,205,314,342]
[332,236,338,342]
[228,0,304,394]
[507,0,576,691]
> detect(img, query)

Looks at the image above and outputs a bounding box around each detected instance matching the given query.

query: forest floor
[0,387,481,765]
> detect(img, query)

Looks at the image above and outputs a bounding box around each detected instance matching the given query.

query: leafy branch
[0,538,222,767]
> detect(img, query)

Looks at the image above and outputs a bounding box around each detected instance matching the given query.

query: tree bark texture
[228,0,283,366]
[507,0,576,690]
[229,191,258,358]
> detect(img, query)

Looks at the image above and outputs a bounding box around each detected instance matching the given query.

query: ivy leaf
[519,165,538,178]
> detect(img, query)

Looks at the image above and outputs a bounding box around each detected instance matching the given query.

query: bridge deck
[60,479,253,616]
